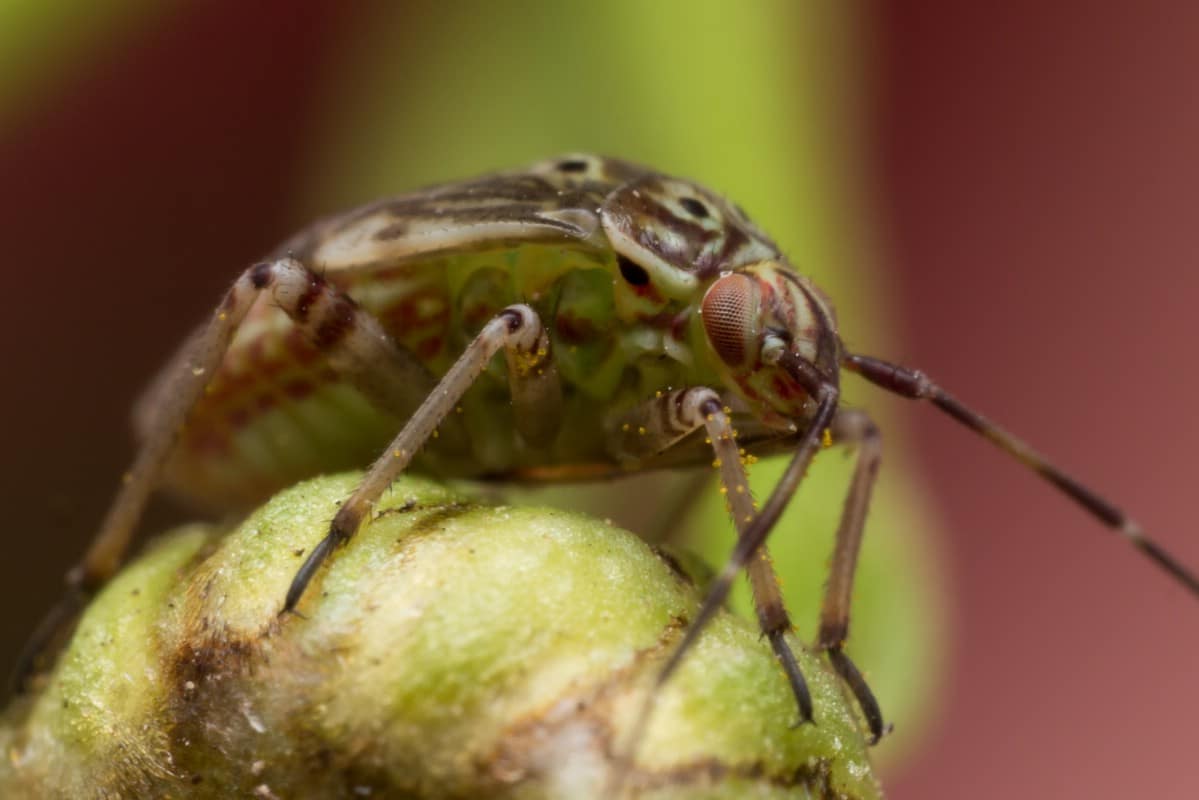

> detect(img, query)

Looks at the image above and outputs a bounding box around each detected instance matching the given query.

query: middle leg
[284,303,561,612]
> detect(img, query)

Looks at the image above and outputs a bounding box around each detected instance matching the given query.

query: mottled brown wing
[276,154,658,272]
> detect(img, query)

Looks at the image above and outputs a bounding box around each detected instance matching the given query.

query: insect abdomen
[155,243,711,510]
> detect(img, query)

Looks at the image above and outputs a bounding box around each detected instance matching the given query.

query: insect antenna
[844,353,1199,597]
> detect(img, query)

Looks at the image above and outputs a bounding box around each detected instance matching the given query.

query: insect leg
[818,408,888,744]
[844,353,1199,598]
[81,258,436,589]
[608,387,814,724]
[502,312,562,448]
[13,258,434,690]
[648,355,839,701]
[284,304,559,612]
[613,360,839,794]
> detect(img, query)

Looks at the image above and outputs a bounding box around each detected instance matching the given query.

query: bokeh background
[1,2,1196,798]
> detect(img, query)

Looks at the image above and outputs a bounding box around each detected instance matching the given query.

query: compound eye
[701,273,759,367]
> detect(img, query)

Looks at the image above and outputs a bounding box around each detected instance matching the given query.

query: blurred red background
[876,5,1199,797]
[1,3,1195,797]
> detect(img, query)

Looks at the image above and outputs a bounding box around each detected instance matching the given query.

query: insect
[22,154,1198,752]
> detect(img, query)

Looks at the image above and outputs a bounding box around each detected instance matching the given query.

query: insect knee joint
[329,505,364,544]
[499,304,544,351]
[817,621,848,651]
[249,261,276,289]
[686,388,724,422]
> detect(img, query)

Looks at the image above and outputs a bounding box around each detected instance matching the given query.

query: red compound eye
[702,273,759,367]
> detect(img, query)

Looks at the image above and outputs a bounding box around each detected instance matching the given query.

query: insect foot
[0,473,881,800]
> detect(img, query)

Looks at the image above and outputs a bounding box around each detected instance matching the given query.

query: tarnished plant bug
[19,154,1199,762]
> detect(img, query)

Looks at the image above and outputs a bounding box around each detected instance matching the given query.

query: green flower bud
[1,473,880,799]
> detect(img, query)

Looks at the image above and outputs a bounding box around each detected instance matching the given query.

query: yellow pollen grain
[637,426,646,435]
[217,312,228,322]
[822,428,832,448]
[712,458,722,468]
[723,406,732,414]
[621,423,630,432]
[735,485,745,494]
[432,430,439,439]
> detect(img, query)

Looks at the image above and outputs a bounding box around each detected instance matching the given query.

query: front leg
[284,303,561,612]
[607,388,815,725]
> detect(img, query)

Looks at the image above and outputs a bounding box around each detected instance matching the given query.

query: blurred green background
[3,2,1197,798]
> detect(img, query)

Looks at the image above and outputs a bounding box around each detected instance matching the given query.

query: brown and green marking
[24,155,1199,785]
[158,156,792,508]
